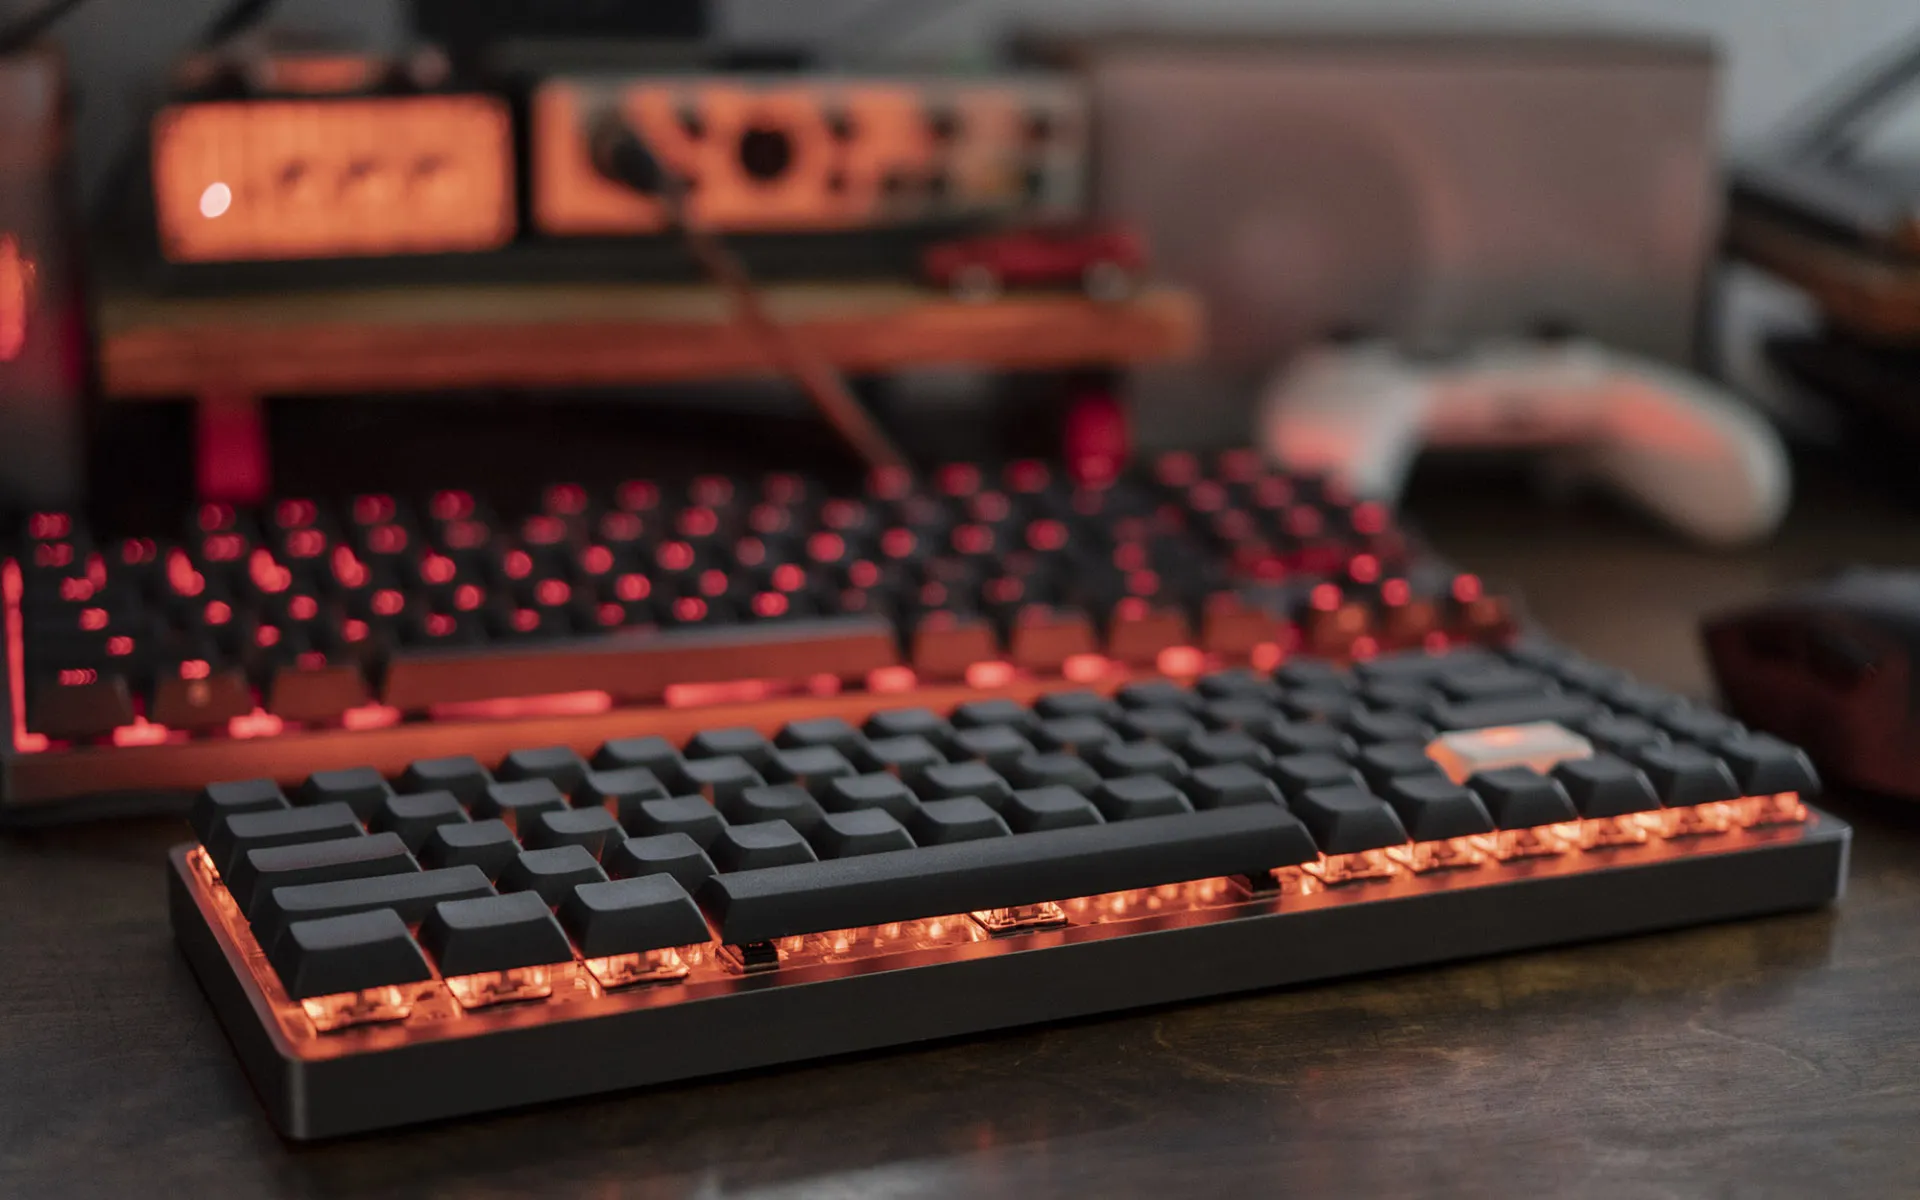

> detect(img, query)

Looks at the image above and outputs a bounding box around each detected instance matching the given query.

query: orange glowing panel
[5,561,50,753]
[111,719,172,747]
[151,96,516,263]
[0,234,33,362]
[1425,721,1595,784]
[429,691,614,722]
[229,709,286,740]
[965,660,1016,689]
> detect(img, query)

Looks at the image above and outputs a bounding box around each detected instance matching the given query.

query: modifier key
[268,909,434,1001]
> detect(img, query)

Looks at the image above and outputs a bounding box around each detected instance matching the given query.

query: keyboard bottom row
[171,808,1850,1139]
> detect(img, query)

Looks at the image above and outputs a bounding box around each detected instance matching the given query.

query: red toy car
[923,221,1148,302]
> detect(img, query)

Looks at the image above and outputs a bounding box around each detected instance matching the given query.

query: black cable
[0,0,90,55]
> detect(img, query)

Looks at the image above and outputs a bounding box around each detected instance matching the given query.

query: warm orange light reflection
[1427,722,1594,783]
[584,949,690,989]
[110,718,172,747]
[965,661,1016,689]
[867,665,918,693]
[1388,837,1486,873]
[229,709,286,740]
[1062,654,1109,683]
[3,561,48,753]
[300,984,418,1032]
[1156,645,1205,678]
[340,703,403,731]
[430,690,614,721]
[1735,792,1807,828]
[664,679,775,708]
[971,902,1069,934]
[0,234,33,362]
[445,966,556,1009]
[1303,849,1399,886]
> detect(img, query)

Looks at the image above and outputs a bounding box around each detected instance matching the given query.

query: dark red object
[922,221,1148,299]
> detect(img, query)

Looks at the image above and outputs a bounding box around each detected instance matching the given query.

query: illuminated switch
[1425,721,1594,784]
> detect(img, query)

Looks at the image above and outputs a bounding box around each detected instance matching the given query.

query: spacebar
[697,805,1319,945]
[381,617,902,709]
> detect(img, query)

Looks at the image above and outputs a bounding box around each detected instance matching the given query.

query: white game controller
[1258,338,1792,546]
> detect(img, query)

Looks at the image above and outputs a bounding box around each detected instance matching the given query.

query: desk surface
[7,473,1920,1198]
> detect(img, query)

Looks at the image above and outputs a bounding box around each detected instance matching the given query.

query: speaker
[531,73,1088,236]
[1027,31,1721,447]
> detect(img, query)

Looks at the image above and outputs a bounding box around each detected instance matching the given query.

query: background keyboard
[4,451,1514,814]
[169,640,1846,1138]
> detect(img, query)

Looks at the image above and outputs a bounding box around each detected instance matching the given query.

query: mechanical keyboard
[3,451,1512,815]
[168,639,1848,1138]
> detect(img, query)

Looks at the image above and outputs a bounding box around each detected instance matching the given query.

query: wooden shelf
[98,281,1205,399]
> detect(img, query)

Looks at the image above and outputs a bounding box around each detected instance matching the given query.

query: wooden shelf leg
[195,388,269,504]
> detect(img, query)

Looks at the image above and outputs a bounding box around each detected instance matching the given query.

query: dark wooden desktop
[7,470,1920,1197]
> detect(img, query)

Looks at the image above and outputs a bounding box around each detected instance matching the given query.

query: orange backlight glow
[0,234,34,362]
[1426,721,1595,783]
[151,96,516,263]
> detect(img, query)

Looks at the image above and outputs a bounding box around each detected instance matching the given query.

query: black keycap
[699,804,1319,944]
[1115,707,1202,749]
[1552,756,1660,817]
[681,756,766,806]
[909,797,1012,845]
[559,876,712,959]
[1187,763,1285,810]
[419,819,522,880]
[1275,660,1351,690]
[192,779,289,845]
[604,833,718,893]
[811,809,917,859]
[1033,690,1120,721]
[573,768,672,826]
[1579,714,1669,756]
[497,746,591,797]
[1004,786,1104,833]
[1199,698,1277,733]
[622,796,727,848]
[1281,688,1358,723]
[1196,668,1282,703]
[823,773,922,823]
[1626,745,1741,807]
[297,767,393,821]
[916,761,1016,811]
[762,746,857,797]
[1032,716,1119,755]
[1355,742,1445,790]
[1115,679,1201,712]
[228,832,418,918]
[1382,777,1496,841]
[952,698,1039,733]
[474,777,569,833]
[1292,785,1411,854]
[1360,681,1435,712]
[1436,666,1553,702]
[397,756,492,807]
[863,707,953,748]
[1183,730,1273,769]
[372,790,469,852]
[685,727,778,772]
[1271,753,1363,798]
[1088,740,1191,784]
[1713,732,1820,796]
[1654,703,1743,744]
[857,734,945,783]
[1253,719,1356,759]
[251,865,494,957]
[208,802,363,878]
[1092,775,1194,821]
[525,806,624,857]
[776,716,866,754]
[27,675,136,741]
[1427,693,1599,732]
[500,845,608,907]
[722,783,827,835]
[1005,752,1103,792]
[1599,679,1671,717]
[1346,710,1435,745]
[946,725,1034,771]
[709,820,818,872]
[1468,767,1580,829]
[593,736,686,788]
[269,909,434,1000]
[420,891,574,976]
